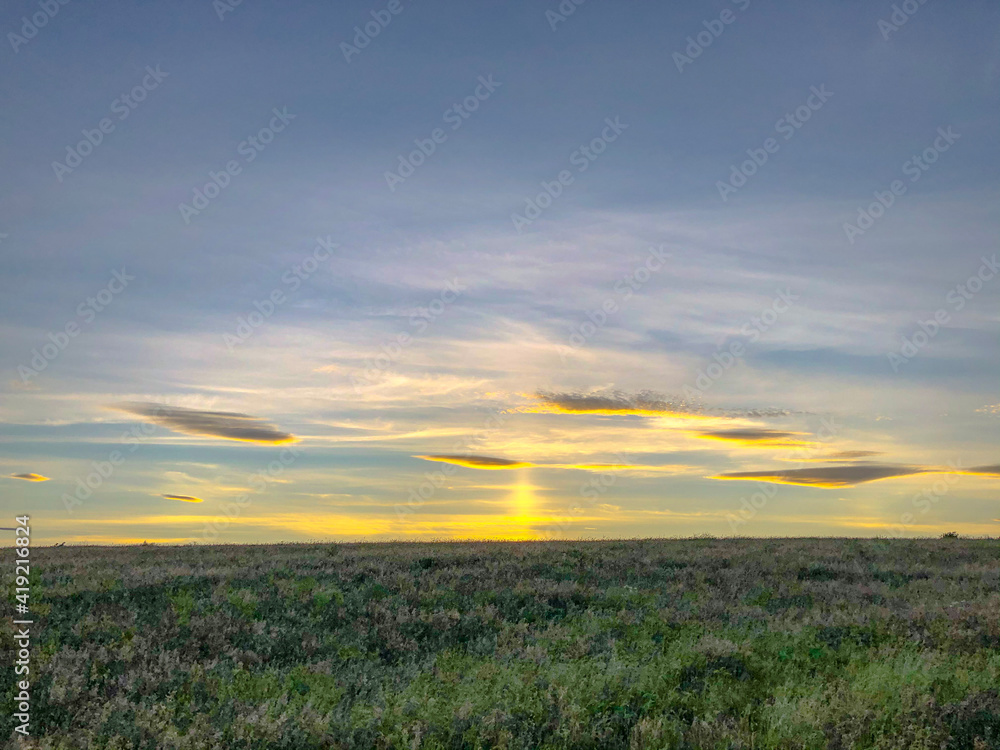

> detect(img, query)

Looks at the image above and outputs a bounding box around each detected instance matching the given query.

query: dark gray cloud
[825,450,883,460]
[713,464,927,487]
[533,391,705,417]
[698,428,806,446]
[10,472,49,482]
[114,403,295,444]
[161,494,203,503]
[415,455,532,469]
[533,391,795,420]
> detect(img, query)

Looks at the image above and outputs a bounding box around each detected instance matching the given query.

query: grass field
[4,538,1000,749]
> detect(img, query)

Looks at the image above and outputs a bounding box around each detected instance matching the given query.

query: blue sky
[2,0,999,543]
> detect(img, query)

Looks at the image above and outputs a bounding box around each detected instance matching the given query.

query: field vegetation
[3,537,1000,748]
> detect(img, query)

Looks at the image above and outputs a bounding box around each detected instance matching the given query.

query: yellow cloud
[10,472,50,482]
[696,429,812,449]
[415,455,534,470]
[161,494,204,503]
[713,462,1000,488]
[112,402,297,445]
[712,464,927,487]
[526,391,710,419]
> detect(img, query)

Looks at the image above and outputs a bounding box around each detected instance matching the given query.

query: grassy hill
[4,537,999,748]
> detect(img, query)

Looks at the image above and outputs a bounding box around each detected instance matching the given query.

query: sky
[1,0,998,545]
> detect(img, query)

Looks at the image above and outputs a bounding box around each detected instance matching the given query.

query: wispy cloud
[161,494,204,503]
[713,462,1000,488]
[9,472,50,482]
[113,403,296,444]
[713,464,928,487]
[696,428,810,448]
[415,455,533,470]
[529,390,706,418]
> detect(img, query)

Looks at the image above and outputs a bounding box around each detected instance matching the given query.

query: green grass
[3,538,999,748]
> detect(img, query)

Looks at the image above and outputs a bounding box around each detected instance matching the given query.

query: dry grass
[3,537,999,748]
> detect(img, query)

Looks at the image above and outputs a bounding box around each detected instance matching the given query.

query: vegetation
[4,538,1000,749]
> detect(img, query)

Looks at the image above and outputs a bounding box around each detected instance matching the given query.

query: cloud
[696,428,810,448]
[778,449,885,463]
[10,472,50,482]
[528,390,795,421]
[824,450,883,460]
[957,464,1000,477]
[712,464,928,488]
[415,455,533,469]
[714,461,1000,487]
[113,403,296,444]
[529,391,706,418]
[161,494,204,503]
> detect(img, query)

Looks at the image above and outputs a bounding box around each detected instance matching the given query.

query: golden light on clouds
[712,463,1000,488]
[161,494,204,503]
[10,472,50,482]
[415,455,534,469]
[696,429,812,449]
[112,402,297,445]
[526,391,710,419]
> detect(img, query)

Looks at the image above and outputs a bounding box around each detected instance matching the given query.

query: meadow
[3,537,999,749]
